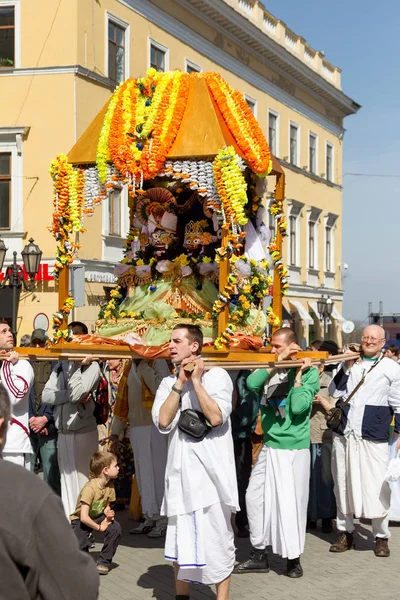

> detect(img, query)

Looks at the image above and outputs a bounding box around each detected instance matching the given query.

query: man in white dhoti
[0,322,34,469]
[328,324,400,557]
[42,355,101,518]
[234,328,319,578]
[152,324,238,600]
[111,359,170,537]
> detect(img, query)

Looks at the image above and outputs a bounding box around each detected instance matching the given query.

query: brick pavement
[97,513,400,600]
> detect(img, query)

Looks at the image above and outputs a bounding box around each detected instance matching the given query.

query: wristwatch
[172,384,183,395]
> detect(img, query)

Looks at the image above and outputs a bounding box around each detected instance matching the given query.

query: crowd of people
[1,318,400,599]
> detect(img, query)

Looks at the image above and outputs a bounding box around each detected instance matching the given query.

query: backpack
[93,374,109,425]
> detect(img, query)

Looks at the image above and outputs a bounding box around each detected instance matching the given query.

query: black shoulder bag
[178,409,212,441]
[326,358,381,430]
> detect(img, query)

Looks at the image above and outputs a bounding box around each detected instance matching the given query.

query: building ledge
[278,159,342,189]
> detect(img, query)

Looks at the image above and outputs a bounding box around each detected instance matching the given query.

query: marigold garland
[204,72,272,176]
[51,296,75,344]
[49,155,86,278]
[213,147,248,227]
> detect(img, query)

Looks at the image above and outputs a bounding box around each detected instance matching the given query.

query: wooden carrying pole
[271,171,285,330]
[57,266,69,336]
[217,228,230,337]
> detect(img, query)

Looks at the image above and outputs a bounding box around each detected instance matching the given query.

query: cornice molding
[0,65,114,89]
[278,159,342,190]
[172,0,360,116]
[287,284,344,299]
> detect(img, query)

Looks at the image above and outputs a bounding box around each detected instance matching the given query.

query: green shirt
[247,366,320,450]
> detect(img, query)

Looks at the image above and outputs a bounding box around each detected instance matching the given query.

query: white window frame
[0,128,24,232]
[308,131,318,175]
[289,121,300,167]
[0,0,21,68]
[307,207,321,271]
[244,94,257,117]
[105,12,130,84]
[148,37,169,72]
[287,200,303,268]
[268,198,276,241]
[268,109,279,157]
[326,142,334,182]
[185,58,202,73]
[324,213,338,273]
[102,184,129,237]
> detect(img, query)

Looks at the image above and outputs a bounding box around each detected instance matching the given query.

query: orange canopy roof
[67,76,282,175]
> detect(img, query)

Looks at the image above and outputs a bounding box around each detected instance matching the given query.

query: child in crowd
[70,452,122,575]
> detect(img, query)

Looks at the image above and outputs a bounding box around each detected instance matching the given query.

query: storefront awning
[331,305,346,322]
[308,300,320,319]
[289,300,314,325]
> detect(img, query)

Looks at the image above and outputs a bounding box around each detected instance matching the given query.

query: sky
[265,0,400,322]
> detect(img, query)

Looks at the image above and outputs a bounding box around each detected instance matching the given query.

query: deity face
[183,233,203,251]
[151,228,174,250]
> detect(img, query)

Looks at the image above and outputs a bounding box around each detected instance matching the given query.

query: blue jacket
[29,362,57,438]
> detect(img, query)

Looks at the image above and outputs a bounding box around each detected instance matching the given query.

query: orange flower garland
[204,72,272,175]
[108,79,134,177]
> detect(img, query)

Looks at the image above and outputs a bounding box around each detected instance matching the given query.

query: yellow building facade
[0,0,359,344]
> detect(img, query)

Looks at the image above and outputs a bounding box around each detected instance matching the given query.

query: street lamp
[0,237,43,340]
[317,294,334,337]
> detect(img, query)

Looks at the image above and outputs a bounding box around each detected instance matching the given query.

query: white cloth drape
[246,445,310,559]
[388,432,400,521]
[58,431,98,518]
[165,502,235,585]
[129,425,168,519]
[3,452,31,470]
[332,432,391,519]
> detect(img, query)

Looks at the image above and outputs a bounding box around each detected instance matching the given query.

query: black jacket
[0,458,99,599]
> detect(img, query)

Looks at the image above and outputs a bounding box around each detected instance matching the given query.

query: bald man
[328,325,400,557]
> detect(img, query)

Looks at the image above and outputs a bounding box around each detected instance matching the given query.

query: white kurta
[121,360,170,519]
[246,445,310,559]
[389,432,400,521]
[1,359,34,466]
[332,432,391,520]
[152,367,238,585]
[129,425,168,519]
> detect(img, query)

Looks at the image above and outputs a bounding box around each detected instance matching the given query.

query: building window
[268,202,276,241]
[108,188,121,236]
[325,226,332,272]
[108,20,126,84]
[268,111,278,156]
[326,143,333,182]
[309,133,317,174]
[289,215,297,266]
[289,123,299,166]
[0,152,10,229]
[186,59,201,73]
[245,95,257,116]
[308,221,315,269]
[150,41,167,72]
[0,5,14,67]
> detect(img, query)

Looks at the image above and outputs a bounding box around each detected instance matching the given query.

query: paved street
[97,512,400,600]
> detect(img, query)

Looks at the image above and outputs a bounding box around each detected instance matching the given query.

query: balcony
[226,0,342,89]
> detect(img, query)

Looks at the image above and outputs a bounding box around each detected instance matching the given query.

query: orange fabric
[71,332,263,357]
[129,475,142,520]
[113,360,132,424]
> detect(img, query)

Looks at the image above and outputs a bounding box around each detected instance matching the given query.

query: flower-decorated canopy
[67,73,283,174]
[49,69,287,349]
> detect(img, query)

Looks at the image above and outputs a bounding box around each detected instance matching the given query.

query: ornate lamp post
[317,294,333,337]
[0,238,43,340]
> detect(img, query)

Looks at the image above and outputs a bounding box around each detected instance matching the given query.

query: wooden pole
[218,228,230,338]
[57,266,69,335]
[272,171,285,331]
